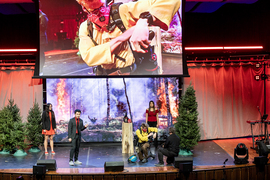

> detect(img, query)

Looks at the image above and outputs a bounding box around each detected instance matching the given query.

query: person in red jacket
[41,103,56,155]
[146,100,159,148]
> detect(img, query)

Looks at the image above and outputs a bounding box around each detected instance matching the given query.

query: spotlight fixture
[234,143,249,164]
[255,63,260,68]
[254,75,260,81]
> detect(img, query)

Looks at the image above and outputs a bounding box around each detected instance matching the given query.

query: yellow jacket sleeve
[120,0,181,30]
[78,21,114,67]
[148,127,158,133]
[136,129,149,142]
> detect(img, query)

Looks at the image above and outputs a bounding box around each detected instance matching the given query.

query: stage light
[1,67,6,70]
[255,63,261,68]
[254,75,260,81]
[234,143,249,164]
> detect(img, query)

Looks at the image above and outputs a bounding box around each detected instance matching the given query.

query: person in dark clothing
[41,103,56,155]
[155,127,180,166]
[68,109,88,166]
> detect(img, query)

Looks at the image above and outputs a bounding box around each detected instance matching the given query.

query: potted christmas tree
[26,100,43,152]
[0,99,27,156]
[0,107,14,154]
[175,84,200,155]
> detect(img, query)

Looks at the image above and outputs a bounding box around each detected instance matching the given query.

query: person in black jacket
[68,109,88,166]
[155,127,180,167]
[41,103,56,155]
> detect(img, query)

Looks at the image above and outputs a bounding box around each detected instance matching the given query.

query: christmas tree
[175,84,200,155]
[0,107,14,154]
[0,98,27,156]
[26,100,43,152]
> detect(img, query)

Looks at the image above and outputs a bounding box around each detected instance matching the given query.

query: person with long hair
[146,100,159,148]
[41,103,56,155]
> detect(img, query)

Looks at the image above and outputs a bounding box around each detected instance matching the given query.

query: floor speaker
[174,156,193,169]
[104,161,124,172]
[37,159,57,171]
[33,165,46,175]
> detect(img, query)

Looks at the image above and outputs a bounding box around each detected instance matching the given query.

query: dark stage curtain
[185,65,270,140]
[0,70,43,122]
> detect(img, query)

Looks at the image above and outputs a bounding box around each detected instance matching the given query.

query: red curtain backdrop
[1,67,269,140]
[0,70,43,122]
[184,64,270,140]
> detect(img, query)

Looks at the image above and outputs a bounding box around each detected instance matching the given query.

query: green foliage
[6,99,21,122]
[0,102,27,152]
[0,107,14,151]
[175,84,200,151]
[26,100,43,147]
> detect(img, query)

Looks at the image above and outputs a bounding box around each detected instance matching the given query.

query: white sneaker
[69,161,74,166]
[74,160,82,165]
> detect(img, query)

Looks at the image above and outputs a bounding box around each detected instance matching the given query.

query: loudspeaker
[174,156,193,169]
[104,161,124,172]
[179,162,193,172]
[254,156,269,166]
[33,165,46,175]
[37,159,57,171]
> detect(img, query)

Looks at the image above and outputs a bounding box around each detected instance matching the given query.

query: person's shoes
[74,160,82,165]
[141,159,148,163]
[69,161,74,166]
[166,163,173,166]
[51,151,55,155]
[45,152,48,155]
[155,163,164,167]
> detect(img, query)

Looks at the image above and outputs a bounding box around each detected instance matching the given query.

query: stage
[0,137,269,180]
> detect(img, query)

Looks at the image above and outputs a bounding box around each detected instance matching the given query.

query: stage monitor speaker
[37,159,57,171]
[104,161,124,172]
[179,162,193,173]
[33,165,46,175]
[174,156,193,169]
[254,156,269,166]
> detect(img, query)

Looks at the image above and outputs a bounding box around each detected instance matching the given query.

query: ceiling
[0,0,259,15]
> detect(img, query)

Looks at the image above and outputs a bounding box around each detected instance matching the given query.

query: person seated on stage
[155,127,180,167]
[135,123,157,163]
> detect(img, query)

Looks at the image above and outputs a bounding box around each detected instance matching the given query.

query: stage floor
[0,137,258,171]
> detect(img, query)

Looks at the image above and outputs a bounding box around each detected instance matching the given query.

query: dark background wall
[184,0,270,53]
[0,0,269,54]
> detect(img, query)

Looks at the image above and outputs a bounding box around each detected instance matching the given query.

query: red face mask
[87,6,110,32]
[142,128,147,132]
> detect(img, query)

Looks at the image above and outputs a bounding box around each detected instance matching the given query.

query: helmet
[128,154,137,163]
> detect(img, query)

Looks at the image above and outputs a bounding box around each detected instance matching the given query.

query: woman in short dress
[42,103,56,155]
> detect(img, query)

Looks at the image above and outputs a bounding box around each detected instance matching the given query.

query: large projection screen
[38,0,184,77]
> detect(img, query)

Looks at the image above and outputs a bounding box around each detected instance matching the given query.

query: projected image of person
[42,103,56,155]
[76,0,180,75]
[146,100,159,148]
[68,109,88,166]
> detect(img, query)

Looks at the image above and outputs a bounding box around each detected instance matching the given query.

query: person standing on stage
[68,109,88,166]
[155,127,180,167]
[146,100,159,148]
[136,123,157,163]
[42,103,56,155]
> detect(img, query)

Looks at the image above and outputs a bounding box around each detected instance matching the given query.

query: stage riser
[1,164,270,180]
